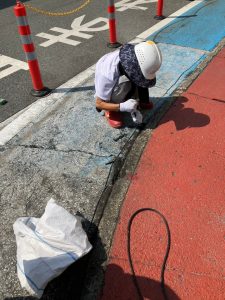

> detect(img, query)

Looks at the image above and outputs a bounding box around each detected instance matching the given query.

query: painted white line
[0,0,203,146]
[37,16,108,47]
[0,55,28,80]
[116,0,157,12]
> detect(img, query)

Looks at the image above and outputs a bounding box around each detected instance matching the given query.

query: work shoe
[139,101,154,110]
[105,111,123,128]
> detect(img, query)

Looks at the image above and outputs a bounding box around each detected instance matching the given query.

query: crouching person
[95,41,162,128]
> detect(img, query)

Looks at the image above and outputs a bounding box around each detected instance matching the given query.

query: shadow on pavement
[145,95,210,131]
[121,95,210,130]
[101,264,180,300]
[158,96,210,130]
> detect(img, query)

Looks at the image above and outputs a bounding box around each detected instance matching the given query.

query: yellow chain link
[24,0,92,17]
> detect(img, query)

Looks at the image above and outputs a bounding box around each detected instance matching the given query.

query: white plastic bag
[13,198,92,298]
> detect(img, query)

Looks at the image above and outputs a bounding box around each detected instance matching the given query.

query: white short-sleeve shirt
[94,50,120,102]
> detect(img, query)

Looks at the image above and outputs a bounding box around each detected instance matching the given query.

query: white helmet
[134,41,162,80]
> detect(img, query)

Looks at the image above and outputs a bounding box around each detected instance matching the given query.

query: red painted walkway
[101,48,225,300]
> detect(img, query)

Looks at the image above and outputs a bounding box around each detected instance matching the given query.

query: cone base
[31,87,51,97]
[107,42,122,48]
[154,15,165,20]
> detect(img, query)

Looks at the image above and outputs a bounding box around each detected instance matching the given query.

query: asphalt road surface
[0,0,189,122]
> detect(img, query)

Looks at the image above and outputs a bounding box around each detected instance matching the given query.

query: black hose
[127,208,171,300]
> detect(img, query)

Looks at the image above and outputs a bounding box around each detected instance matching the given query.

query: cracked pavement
[0,74,141,299]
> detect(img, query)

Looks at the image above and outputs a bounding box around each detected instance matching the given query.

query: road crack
[16,143,114,159]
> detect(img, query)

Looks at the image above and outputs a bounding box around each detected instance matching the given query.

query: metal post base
[107,42,122,48]
[30,87,51,97]
[154,15,165,20]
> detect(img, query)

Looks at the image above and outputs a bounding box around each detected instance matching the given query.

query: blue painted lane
[147,0,225,51]
[149,43,206,99]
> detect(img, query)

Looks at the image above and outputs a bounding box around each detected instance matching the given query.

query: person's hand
[119,99,138,113]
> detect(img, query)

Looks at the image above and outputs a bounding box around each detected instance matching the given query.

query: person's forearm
[96,98,120,112]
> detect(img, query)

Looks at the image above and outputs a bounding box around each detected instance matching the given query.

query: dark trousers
[137,86,150,104]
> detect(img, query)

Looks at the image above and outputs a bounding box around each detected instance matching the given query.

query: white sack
[13,198,92,298]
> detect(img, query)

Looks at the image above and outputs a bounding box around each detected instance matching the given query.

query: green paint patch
[0,98,7,106]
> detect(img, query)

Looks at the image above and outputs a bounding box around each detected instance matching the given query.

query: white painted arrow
[37,15,108,47]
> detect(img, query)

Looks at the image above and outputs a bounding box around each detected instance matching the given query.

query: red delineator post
[107,0,121,48]
[154,0,165,20]
[14,1,50,97]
